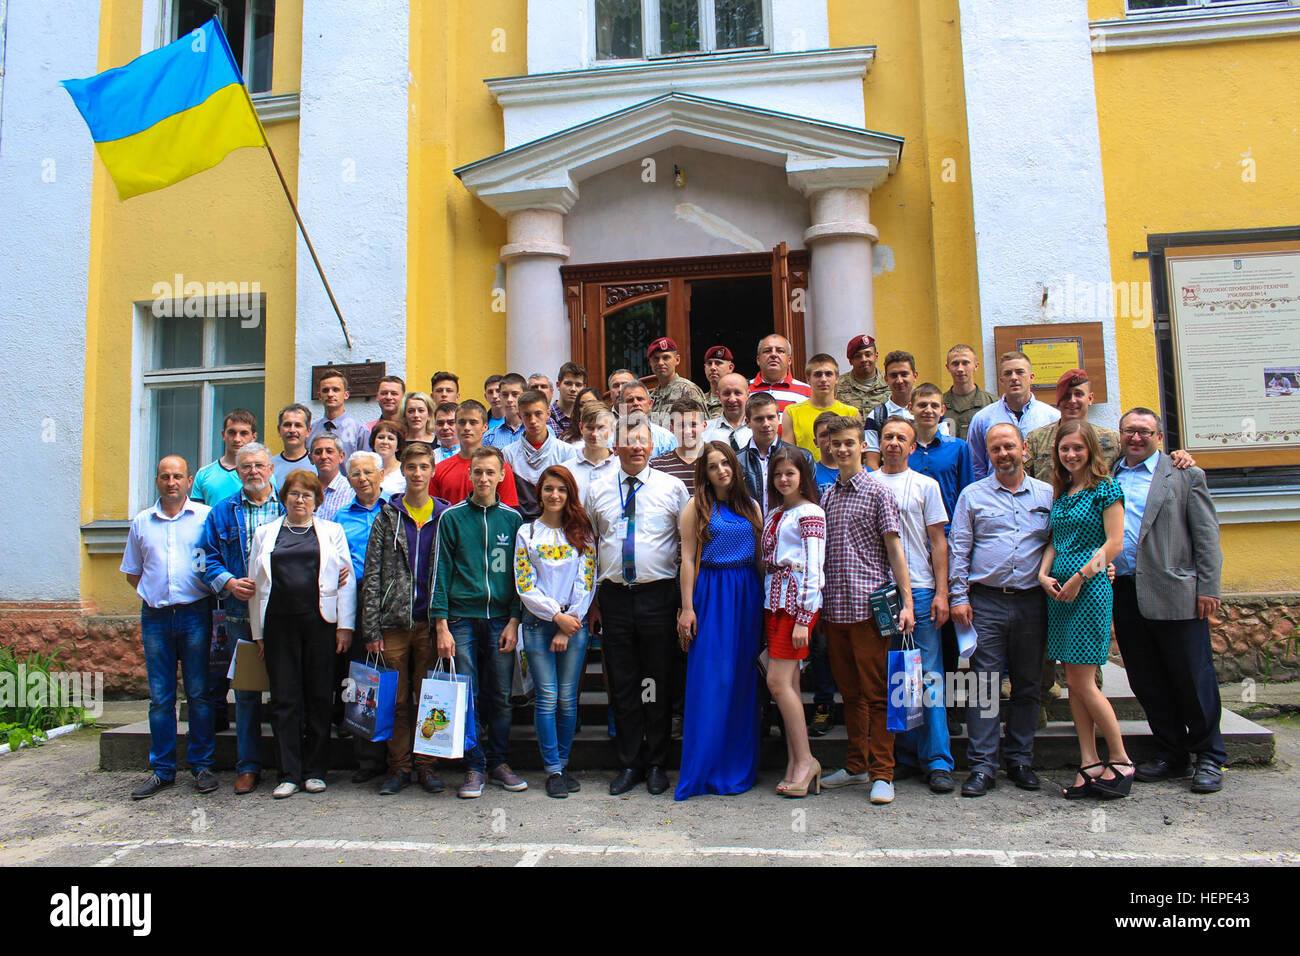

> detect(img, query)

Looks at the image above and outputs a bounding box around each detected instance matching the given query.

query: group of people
[121,330,1227,806]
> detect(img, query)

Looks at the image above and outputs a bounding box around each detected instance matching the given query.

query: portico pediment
[455,92,904,216]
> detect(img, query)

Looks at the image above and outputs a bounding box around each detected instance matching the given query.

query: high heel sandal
[780,759,822,798]
[1062,762,1106,799]
[1091,761,1135,799]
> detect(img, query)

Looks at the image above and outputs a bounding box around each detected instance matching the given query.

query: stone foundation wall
[0,604,146,697]
[1211,595,1300,683]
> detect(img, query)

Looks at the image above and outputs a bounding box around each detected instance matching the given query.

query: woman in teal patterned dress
[1037,421,1133,799]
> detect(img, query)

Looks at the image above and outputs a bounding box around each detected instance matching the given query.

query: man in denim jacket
[200,442,284,794]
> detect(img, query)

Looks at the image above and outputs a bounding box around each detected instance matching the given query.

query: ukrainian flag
[62,18,266,200]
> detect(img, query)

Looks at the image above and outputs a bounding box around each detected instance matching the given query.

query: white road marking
[69,838,1299,866]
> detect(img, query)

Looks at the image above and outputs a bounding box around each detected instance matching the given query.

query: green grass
[0,646,86,751]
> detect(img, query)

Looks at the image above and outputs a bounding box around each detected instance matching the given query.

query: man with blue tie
[584,414,690,795]
[1112,408,1225,793]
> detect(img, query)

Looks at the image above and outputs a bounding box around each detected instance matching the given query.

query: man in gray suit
[1112,408,1224,793]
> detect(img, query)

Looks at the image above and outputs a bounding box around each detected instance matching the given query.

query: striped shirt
[749,372,811,412]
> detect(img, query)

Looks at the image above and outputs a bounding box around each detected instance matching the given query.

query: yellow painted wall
[1090,2,1300,591]
[828,0,983,387]
[82,0,303,613]
[408,1,526,405]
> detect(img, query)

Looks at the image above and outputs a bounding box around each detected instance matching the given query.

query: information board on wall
[1165,241,1300,468]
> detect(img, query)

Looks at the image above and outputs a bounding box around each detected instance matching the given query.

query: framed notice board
[993,322,1107,404]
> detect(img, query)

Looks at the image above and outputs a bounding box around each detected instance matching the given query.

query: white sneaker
[272,782,299,799]
[821,768,873,789]
[304,778,327,793]
[870,779,895,804]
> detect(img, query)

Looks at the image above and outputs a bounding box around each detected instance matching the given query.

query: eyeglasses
[1121,428,1156,438]
[285,490,315,501]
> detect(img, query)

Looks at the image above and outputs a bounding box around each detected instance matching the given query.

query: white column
[501,209,572,377]
[802,187,878,358]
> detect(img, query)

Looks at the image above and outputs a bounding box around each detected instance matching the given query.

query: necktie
[621,475,638,583]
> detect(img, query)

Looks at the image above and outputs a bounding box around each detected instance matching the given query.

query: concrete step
[99,706,1274,773]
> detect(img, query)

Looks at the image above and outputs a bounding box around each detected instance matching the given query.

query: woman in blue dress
[1037,421,1132,799]
[674,440,765,800]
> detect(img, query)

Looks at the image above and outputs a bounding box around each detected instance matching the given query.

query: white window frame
[1125,0,1295,16]
[592,0,772,64]
[131,297,266,514]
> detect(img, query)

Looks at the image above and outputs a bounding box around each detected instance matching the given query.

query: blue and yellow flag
[62,18,266,200]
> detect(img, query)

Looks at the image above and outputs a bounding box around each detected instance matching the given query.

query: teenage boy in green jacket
[431,445,525,799]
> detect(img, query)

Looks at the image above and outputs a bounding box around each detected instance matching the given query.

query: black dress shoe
[1190,757,1224,793]
[131,774,175,800]
[961,770,996,797]
[646,765,669,795]
[1135,757,1193,782]
[545,773,569,798]
[927,769,955,794]
[1004,764,1041,791]
[562,768,581,793]
[609,767,644,795]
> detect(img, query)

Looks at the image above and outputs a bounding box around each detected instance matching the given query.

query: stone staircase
[99,655,1275,772]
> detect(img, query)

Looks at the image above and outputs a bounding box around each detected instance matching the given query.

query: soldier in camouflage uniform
[835,334,891,417]
[701,345,735,420]
[1025,370,1122,481]
[942,344,997,441]
[647,336,706,428]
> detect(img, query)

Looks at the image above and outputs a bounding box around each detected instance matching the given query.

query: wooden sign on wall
[993,322,1106,403]
[310,361,387,399]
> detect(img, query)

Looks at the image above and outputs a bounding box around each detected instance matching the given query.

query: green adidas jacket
[429,496,523,621]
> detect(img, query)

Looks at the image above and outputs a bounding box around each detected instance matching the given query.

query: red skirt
[764,608,818,661]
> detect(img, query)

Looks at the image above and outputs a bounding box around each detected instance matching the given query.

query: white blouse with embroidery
[513,520,597,622]
[761,501,826,625]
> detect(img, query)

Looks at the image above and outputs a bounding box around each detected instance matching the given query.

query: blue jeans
[220,619,265,775]
[521,613,590,774]
[447,617,515,774]
[893,588,954,772]
[141,599,214,778]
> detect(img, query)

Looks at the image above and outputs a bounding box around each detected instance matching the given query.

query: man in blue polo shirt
[907,383,973,531]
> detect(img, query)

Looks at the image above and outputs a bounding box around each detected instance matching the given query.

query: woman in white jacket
[250,469,357,798]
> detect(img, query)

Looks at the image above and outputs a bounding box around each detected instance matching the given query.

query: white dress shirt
[120,498,214,608]
[703,416,752,449]
[569,451,617,504]
[584,465,689,584]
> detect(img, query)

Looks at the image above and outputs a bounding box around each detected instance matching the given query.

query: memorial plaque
[310,361,387,399]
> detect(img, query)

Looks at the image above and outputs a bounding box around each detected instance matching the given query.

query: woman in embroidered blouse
[762,446,826,797]
[513,464,597,799]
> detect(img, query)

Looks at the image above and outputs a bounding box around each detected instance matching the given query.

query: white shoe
[821,768,872,789]
[272,782,299,799]
[870,780,895,804]
[304,778,327,793]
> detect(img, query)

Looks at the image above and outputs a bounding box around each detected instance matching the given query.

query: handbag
[887,633,924,733]
[414,657,476,758]
[342,652,398,742]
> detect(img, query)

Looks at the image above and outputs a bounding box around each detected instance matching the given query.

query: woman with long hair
[561,386,605,444]
[513,464,597,798]
[1037,421,1133,798]
[761,446,825,797]
[675,440,765,799]
[400,391,437,445]
[369,419,407,496]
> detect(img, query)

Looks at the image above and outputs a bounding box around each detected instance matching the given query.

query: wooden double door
[562,245,809,388]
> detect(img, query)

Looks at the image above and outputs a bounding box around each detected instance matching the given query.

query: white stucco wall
[0,0,98,600]
[957,0,1121,426]
[566,146,810,264]
[295,1,408,421]
[527,0,830,74]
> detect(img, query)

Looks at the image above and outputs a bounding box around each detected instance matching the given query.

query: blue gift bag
[343,653,398,742]
[887,637,924,733]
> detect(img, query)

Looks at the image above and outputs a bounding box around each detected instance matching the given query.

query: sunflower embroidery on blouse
[581,545,596,592]
[536,542,576,561]
[514,545,537,593]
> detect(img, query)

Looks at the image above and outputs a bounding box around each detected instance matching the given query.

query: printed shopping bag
[414,658,472,759]
[342,654,398,742]
[887,636,924,733]
[511,643,535,700]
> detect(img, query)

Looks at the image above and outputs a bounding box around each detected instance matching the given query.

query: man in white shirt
[120,456,218,800]
[584,414,690,797]
[869,416,954,794]
[503,390,580,519]
[702,372,752,450]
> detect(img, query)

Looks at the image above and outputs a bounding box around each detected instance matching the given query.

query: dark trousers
[809,624,837,706]
[967,584,1046,774]
[263,610,336,785]
[598,579,678,770]
[1113,576,1226,766]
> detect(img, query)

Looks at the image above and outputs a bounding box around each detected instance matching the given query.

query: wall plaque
[310,361,387,399]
